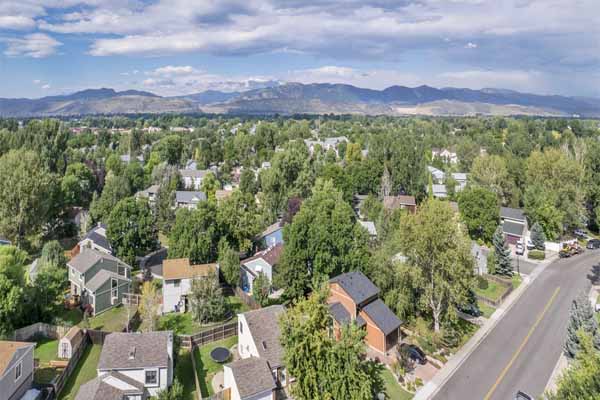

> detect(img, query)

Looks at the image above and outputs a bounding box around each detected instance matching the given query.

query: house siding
[327,283,357,319]
[162,278,192,313]
[237,315,259,359]
[93,278,130,315]
[359,311,386,354]
[98,367,169,397]
[0,345,34,400]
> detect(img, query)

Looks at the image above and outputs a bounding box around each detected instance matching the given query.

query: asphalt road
[433,251,600,400]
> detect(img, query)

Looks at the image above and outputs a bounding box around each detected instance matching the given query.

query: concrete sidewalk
[414,254,557,400]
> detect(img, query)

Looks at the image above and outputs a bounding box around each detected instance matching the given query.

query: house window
[173,280,181,288]
[279,368,287,386]
[118,265,126,277]
[145,370,158,386]
[239,321,243,334]
[111,278,118,299]
[15,362,22,381]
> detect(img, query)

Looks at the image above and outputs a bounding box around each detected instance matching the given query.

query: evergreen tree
[565,290,600,358]
[379,164,392,198]
[530,222,547,250]
[217,239,241,288]
[492,225,513,276]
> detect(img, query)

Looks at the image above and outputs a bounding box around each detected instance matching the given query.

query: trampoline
[210,347,231,363]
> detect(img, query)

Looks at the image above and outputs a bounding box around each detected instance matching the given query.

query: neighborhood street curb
[414,255,557,400]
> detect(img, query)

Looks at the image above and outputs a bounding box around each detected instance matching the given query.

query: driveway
[432,252,598,400]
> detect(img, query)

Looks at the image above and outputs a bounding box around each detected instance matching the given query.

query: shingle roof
[85,269,130,293]
[383,195,416,209]
[97,331,172,370]
[175,191,207,204]
[361,299,402,335]
[358,220,377,236]
[75,371,145,400]
[330,271,380,305]
[68,248,124,274]
[329,302,351,325]
[226,357,276,398]
[503,220,525,237]
[139,247,168,278]
[82,224,112,252]
[242,244,283,268]
[500,207,526,222]
[243,305,285,368]
[179,169,209,179]
[257,221,283,239]
[162,258,217,280]
[0,341,34,376]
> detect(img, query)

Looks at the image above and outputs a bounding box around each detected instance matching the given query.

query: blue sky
[0,0,598,98]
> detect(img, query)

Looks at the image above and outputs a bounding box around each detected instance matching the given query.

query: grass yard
[83,305,137,332]
[55,308,83,326]
[512,274,523,289]
[176,350,197,400]
[194,336,238,397]
[34,338,61,384]
[474,276,509,302]
[58,344,102,400]
[477,301,496,319]
[380,368,413,400]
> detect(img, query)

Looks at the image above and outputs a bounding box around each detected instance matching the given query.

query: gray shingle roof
[82,225,112,252]
[226,357,276,398]
[85,269,129,293]
[361,299,402,335]
[329,302,351,325]
[175,191,207,204]
[74,372,145,400]
[179,169,209,179]
[330,271,380,305]
[503,220,525,237]
[98,331,172,370]
[358,220,377,236]
[68,248,123,274]
[243,305,285,368]
[500,207,526,222]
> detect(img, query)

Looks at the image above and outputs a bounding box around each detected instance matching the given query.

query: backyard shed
[59,326,84,359]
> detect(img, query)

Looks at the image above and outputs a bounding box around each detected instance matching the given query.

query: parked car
[587,239,600,250]
[515,391,533,400]
[574,229,588,239]
[526,239,535,250]
[399,344,427,365]
[516,243,525,255]
[459,302,482,318]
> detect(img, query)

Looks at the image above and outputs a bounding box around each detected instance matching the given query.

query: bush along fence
[476,274,514,308]
[178,321,238,349]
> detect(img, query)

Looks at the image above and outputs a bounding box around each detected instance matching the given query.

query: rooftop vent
[262,340,268,350]
[128,346,136,360]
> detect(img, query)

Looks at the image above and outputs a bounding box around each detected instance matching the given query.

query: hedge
[528,250,545,260]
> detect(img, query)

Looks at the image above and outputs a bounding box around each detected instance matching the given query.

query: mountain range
[1,83,599,118]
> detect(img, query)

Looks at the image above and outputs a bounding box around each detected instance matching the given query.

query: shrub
[477,275,489,290]
[415,377,424,388]
[528,250,545,260]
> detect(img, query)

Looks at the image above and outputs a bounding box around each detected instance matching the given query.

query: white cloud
[33,79,41,84]
[0,15,36,30]
[465,42,477,49]
[147,65,197,77]
[3,33,62,58]
[41,84,51,89]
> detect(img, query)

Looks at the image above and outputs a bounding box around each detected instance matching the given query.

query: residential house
[383,195,417,214]
[225,305,288,400]
[58,326,85,359]
[304,136,349,156]
[138,248,168,279]
[471,242,490,275]
[180,169,210,190]
[432,148,458,164]
[175,191,207,209]
[77,223,112,255]
[255,221,284,250]
[427,166,445,184]
[328,271,402,355]
[240,244,283,293]
[352,194,369,219]
[120,154,145,164]
[0,341,35,400]
[67,248,131,316]
[451,172,468,192]
[136,184,160,206]
[500,207,528,244]
[431,184,448,198]
[76,331,174,399]
[162,259,218,313]
[358,220,378,239]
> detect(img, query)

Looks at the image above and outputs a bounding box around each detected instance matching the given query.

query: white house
[432,148,458,164]
[179,169,210,190]
[76,331,173,399]
[427,166,445,184]
[304,136,349,156]
[0,341,35,400]
[136,184,160,207]
[451,172,468,192]
[224,306,288,400]
[162,259,218,313]
[240,244,283,294]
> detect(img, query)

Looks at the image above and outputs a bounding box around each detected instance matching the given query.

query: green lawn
[474,276,509,302]
[194,336,238,397]
[176,350,197,400]
[83,305,136,332]
[380,368,413,400]
[34,338,61,384]
[477,301,496,319]
[55,308,83,326]
[58,344,102,400]
[512,274,522,289]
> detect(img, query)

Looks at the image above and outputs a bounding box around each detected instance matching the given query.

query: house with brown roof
[328,272,402,356]
[162,258,219,313]
[0,341,35,400]
[223,305,288,400]
[383,195,417,214]
[240,244,283,294]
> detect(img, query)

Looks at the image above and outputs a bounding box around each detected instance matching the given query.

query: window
[145,370,158,386]
[15,362,22,381]
[280,368,287,386]
[173,280,181,288]
[111,278,118,299]
[239,321,243,334]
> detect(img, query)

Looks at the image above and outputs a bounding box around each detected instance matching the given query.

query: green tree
[469,155,514,205]
[200,171,220,201]
[217,191,261,253]
[90,174,131,222]
[123,161,146,193]
[106,197,158,265]
[359,194,383,222]
[217,239,240,287]
[139,281,161,332]
[252,273,271,307]
[0,246,27,334]
[32,264,67,321]
[398,199,475,332]
[277,180,369,301]
[168,204,219,263]
[458,186,499,242]
[189,270,227,324]
[156,135,183,165]
[0,149,57,247]
[530,222,546,250]
[38,240,67,270]
[61,162,96,207]
[239,168,258,195]
[492,225,512,277]
[565,290,600,359]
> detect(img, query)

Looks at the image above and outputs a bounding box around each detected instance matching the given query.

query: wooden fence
[12,323,70,342]
[179,321,238,349]
[234,287,261,310]
[52,334,90,397]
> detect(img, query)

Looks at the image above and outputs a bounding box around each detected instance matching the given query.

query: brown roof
[163,258,218,280]
[242,244,283,268]
[63,326,85,348]
[383,195,416,209]
[0,341,34,376]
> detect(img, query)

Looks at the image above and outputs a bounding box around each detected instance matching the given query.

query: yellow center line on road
[483,286,561,400]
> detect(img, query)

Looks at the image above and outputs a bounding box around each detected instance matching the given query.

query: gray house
[0,341,35,400]
[68,248,131,316]
[175,191,207,209]
[76,331,174,399]
[500,207,528,244]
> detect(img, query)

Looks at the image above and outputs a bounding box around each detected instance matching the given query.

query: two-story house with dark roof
[500,207,528,244]
[328,271,402,356]
[68,247,131,315]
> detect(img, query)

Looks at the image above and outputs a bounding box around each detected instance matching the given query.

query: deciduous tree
[458,186,499,242]
[189,270,227,324]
